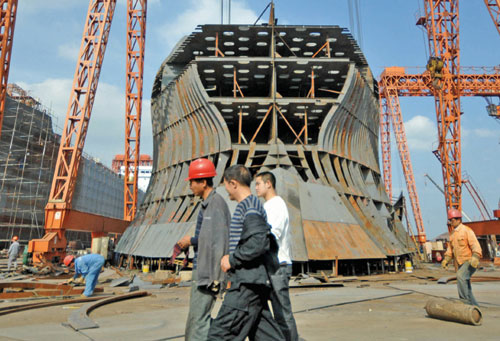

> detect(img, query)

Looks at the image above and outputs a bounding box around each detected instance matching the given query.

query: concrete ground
[1,265,500,341]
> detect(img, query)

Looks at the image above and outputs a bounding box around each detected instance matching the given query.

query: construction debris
[0,282,103,299]
[110,277,132,287]
[0,295,111,316]
[437,275,500,284]
[128,276,162,292]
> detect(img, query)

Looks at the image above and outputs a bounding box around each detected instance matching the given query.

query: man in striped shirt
[208,165,283,340]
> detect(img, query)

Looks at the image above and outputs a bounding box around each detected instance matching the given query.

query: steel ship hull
[116,24,412,265]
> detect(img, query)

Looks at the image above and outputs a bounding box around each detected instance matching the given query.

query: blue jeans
[270,264,298,341]
[185,270,217,341]
[457,261,478,306]
[83,257,105,297]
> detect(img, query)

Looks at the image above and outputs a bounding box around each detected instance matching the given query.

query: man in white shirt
[256,171,298,341]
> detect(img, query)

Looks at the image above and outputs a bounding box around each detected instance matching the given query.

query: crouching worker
[63,254,105,297]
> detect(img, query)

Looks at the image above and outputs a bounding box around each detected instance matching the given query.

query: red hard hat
[447,208,462,220]
[185,158,216,181]
[63,255,75,267]
[12,236,18,241]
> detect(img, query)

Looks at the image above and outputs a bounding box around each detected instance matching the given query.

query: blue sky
[9,0,500,239]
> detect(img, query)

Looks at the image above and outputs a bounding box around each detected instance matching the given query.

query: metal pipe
[425,298,482,326]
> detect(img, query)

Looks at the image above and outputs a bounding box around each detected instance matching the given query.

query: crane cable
[347,0,363,49]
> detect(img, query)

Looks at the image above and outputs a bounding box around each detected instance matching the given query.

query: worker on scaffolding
[255,171,298,341]
[63,253,105,297]
[7,236,20,272]
[442,209,482,306]
[208,165,283,340]
[176,158,231,341]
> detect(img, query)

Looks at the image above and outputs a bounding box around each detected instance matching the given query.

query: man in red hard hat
[7,236,20,272]
[177,158,231,341]
[442,208,482,306]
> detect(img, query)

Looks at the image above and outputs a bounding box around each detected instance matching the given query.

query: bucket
[405,261,413,273]
[142,264,150,273]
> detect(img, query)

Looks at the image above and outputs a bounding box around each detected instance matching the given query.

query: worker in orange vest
[442,208,482,306]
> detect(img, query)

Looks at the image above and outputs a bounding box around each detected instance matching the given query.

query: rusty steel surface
[303,220,386,260]
[0,295,109,316]
[116,24,411,261]
[0,282,103,299]
[467,220,500,236]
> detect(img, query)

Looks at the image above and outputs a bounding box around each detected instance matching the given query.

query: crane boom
[462,173,493,220]
[124,0,147,221]
[0,0,17,137]
[423,173,472,221]
[484,0,500,35]
[29,0,122,263]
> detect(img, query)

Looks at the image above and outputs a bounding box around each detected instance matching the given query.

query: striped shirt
[229,194,267,253]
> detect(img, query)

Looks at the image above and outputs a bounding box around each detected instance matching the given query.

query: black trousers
[208,284,284,341]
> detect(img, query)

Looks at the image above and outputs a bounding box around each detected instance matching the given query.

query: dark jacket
[196,190,231,288]
[228,213,280,288]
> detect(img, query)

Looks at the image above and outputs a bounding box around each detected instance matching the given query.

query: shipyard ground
[1,265,500,341]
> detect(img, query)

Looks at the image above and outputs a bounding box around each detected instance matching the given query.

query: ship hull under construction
[116,24,412,270]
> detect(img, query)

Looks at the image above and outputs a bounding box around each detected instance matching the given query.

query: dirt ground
[1,264,500,340]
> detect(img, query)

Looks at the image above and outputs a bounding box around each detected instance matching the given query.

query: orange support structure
[423,0,462,226]
[380,0,500,239]
[29,0,118,263]
[0,0,17,137]
[379,67,500,241]
[124,0,147,221]
[484,0,500,35]
[379,74,426,244]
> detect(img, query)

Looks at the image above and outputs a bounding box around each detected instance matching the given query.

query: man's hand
[441,259,449,269]
[470,254,480,268]
[64,278,74,285]
[177,235,191,249]
[74,276,85,285]
[221,255,231,273]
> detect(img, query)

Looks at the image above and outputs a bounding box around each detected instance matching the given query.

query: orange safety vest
[444,223,482,266]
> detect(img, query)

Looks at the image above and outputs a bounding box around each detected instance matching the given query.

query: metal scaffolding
[0,88,59,246]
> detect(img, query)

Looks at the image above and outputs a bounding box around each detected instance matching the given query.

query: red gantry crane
[379,0,500,242]
[28,0,147,263]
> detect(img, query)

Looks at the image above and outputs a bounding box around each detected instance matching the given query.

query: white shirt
[264,196,292,265]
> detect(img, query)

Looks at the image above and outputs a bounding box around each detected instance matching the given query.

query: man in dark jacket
[177,158,231,341]
[208,165,283,341]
